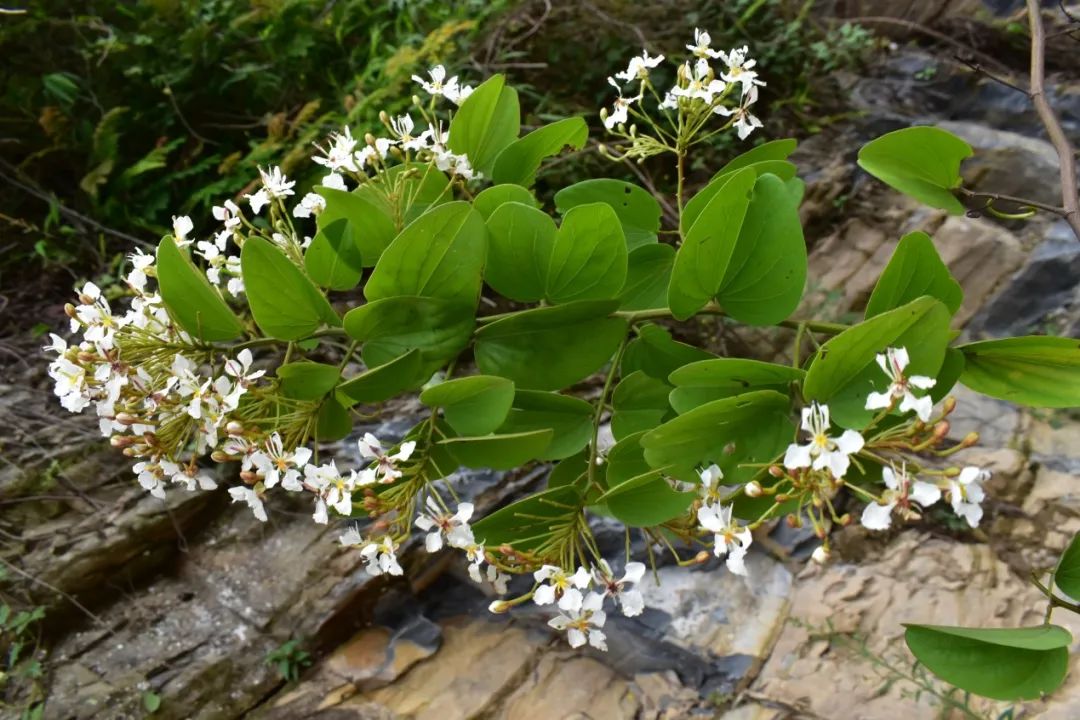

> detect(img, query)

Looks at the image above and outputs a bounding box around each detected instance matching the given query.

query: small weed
[265,639,312,683]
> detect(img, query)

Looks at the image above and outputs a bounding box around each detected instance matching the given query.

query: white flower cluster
[604,29,765,139]
[695,464,753,575]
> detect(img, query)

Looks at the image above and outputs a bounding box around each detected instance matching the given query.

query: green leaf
[155,236,244,342]
[715,172,807,326]
[555,179,661,250]
[546,202,628,303]
[1055,531,1080,602]
[619,243,675,311]
[714,138,798,177]
[473,184,538,220]
[857,126,973,214]
[958,336,1080,407]
[142,691,162,714]
[316,397,353,441]
[904,624,1071,701]
[491,117,589,186]
[641,390,792,486]
[484,201,557,302]
[865,232,963,318]
[379,162,451,226]
[241,236,339,341]
[336,349,424,405]
[611,370,673,439]
[474,300,628,391]
[930,346,965,403]
[599,433,692,526]
[304,217,364,290]
[803,297,952,428]
[668,167,756,320]
[498,390,593,460]
[448,74,520,175]
[277,362,341,401]
[471,485,582,552]
[420,375,515,436]
[684,159,797,234]
[343,296,474,374]
[548,450,589,489]
[316,186,396,267]
[438,429,554,470]
[669,359,804,414]
[621,324,713,380]
[605,431,653,487]
[365,201,487,306]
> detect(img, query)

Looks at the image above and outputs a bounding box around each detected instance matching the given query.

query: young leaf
[304,217,364,291]
[491,117,589,187]
[1055,531,1080,601]
[667,167,756,320]
[546,202,628,303]
[156,236,244,342]
[715,172,807,326]
[438,429,555,470]
[484,201,557,302]
[904,624,1071,701]
[611,370,673,439]
[683,159,797,234]
[336,349,424,405]
[619,243,675,311]
[277,362,341,401]
[857,126,973,214]
[554,179,661,250]
[498,390,593,460]
[471,485,582,552]
[241,236,339,341]
[342,296,474,376]
[448,74,520,175]
[474,299,628,391]
[365,201,487,306]
[803,297,952,428]
[958,336,1080,407]
[420,375,515,436]
[669,359,804,414]
[865,231,963,318]
[316,186,396,267]
[473,184,538,220]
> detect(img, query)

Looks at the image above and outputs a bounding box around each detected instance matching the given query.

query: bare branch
[1027,0,1080,241]
[955,57,1029,96]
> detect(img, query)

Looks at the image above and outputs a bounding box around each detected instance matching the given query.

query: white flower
[389,114,428,152]
[811,545,830,564]
[229,486,267,522]
[686,27,722,59]
[698,463,725,505]
[412,65,470,104]
[292,192,326,219]
[592,560,646,617]
[245,189,270,214]
[671,59,727,104]
[948,466,989,528]
[126,248,156,291]
[613,50,665,83]
[533,565,592,612]
[603,77,641,130]
[304,460,355,521]
[212,199,241,229]
[714,84,762,140]
[717,45,765,95]
[548,591,608,650]
[168,463,218,492]
[696,503,752,575]
[783,402,865,480]
[865,347,937,422]
[312,127,359,173]
[223,348,264,385]
[172,215,194,245]
[251,433,311,490]
[485,564,509,594]
[860,463,942,531]
[259,166,295,199]
[360,537,404,576]
[357,433,416,482]
[339,526,364,547]
[134,460,168,500]
[414,497,474,552]
[321,172,348,191]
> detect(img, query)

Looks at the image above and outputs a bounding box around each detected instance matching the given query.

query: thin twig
[956,187,1067,216]
[955,57,1029,95]
[0,557,104,625]
[1027,0,1080,241]
[850,16,1015,75]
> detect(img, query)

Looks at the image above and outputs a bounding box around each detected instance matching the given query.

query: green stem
[587,333,630,490]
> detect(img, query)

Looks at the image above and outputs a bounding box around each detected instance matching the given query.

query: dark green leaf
[669,359,804,413]
[959,336,1080,407]
[611,370,673,439]
[420,375,515,436]
[343,296,474,374]
[474,300,628,391]
[865,231,963,318]
[547,202,627,303]
[498,390,593,460]
[857,126,972,214]
[156,236,244,342]
[621,324,713,380]
[448,74,520,175]
[304,217,363,290]
[471,485,582,552]
[904,623,1071,701]
[1055,531,1080,602]
[714,138,798,177]
[336,349,424,405]
[555,179,661,250]
[316,186,396,267]
[684,159,797,234]
[277,362,341,401]
[316,396,353,441]
[484,201,556,302]
[439,429,554,470]
[548,450,589,489]
[619,243,675,311]
[491,117,589,186]
[241,236,339,341]
[473,184,538,220]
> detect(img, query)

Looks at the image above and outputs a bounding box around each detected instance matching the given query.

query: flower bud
[744,480,763,498]
[775,493,789,502]
[411,94,421,106]
[122,447,136,457]
[77,351,98,363]
[812,495,824,508]
[942,396,957,415]
[115,412,137,426]
[931,421,950,441]
[240,470,259,484]
[78,292,95,305]
[599,108,609,121]
[961,431,979,448]
[811,545,830,564]
[225,421,244,436]
[785,513,802,528]
[210,450,229,463]
[64,303,78,319]
[693,550,711,564]
[364,132,377,147]
[378,110,390,125]
[488,600,510,614]
[838,513,852,526]
[768,465,784,478]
